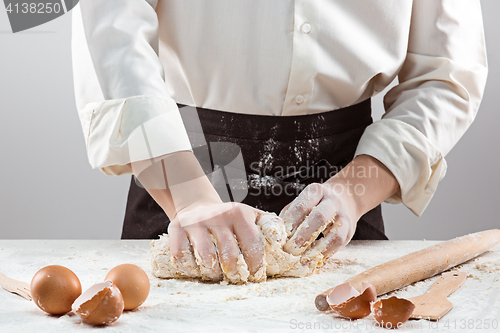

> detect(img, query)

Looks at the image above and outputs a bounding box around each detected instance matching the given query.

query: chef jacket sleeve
[71,0,192,176]
[354,0,488,216]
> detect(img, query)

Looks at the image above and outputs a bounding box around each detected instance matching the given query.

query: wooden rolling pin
[315,229,500,311]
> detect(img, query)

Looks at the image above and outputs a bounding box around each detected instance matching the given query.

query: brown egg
[326,282,377,319]
[30,265,82,315]
[72,280,124,325]
[372,296,415,329]
[105,264,150,310]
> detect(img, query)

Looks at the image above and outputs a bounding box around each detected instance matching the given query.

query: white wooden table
[0,239,499,332]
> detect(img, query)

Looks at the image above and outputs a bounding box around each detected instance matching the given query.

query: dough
[150,213,322,284]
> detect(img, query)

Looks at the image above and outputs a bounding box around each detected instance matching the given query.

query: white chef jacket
[71,0,487,216]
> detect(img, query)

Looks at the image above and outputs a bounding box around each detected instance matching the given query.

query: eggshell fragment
[72,280,124,326]
[326,282,377,319]
[105,264,150,310]
[30,265,82,315]
[372,296,415,329]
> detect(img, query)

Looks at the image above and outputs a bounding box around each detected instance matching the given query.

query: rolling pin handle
[315,294,330,311]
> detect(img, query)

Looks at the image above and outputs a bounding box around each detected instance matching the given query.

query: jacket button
[301,23,311,34]
[295,95,305,104]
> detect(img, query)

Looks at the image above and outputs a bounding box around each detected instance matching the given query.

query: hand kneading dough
[150,213,323,284]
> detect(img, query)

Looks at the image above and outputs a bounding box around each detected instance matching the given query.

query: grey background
[1,1,498,240]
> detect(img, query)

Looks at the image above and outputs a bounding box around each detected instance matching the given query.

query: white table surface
[0,239,499,333]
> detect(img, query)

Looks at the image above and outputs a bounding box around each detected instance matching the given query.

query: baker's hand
[131,151,266,283]
[280,155,400,267]
[168,200,265,283]
[280,181,360,265]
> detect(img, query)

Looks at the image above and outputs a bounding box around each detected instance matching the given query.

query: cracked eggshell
[326,282,377,319]
[372,296,415,329]
[30,265,82,315]
[72,280,124,326]
[105,264,150,311]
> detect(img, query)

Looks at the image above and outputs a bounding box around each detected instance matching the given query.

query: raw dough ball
[150,213,319,284]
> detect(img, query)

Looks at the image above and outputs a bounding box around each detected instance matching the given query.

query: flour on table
[150,213,321,284]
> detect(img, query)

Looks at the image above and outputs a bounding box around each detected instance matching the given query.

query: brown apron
[121,99,387,240]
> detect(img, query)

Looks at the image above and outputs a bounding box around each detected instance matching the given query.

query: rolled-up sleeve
[354,0,488,216]
[71,0,192,176]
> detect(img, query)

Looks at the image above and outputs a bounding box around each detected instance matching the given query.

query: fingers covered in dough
[185,225,223,281]
[279,183,324,238]
[167,223,200,277]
